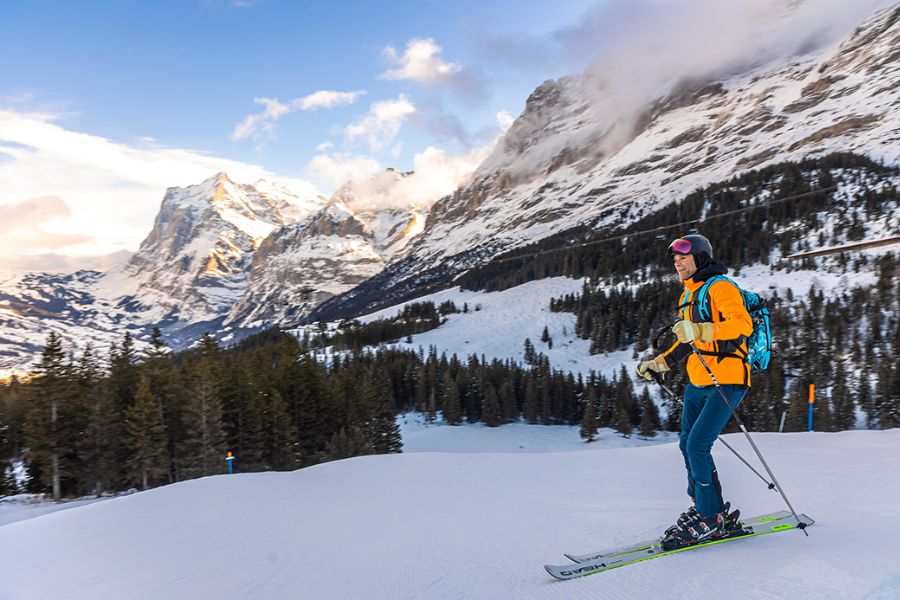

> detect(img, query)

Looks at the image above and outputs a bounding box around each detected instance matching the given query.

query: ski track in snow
[2,428,899,599]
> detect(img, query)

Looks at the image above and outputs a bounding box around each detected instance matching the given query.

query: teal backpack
[691,275,772,374]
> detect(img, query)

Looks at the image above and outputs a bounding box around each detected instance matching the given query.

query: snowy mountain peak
[222,169,426,330]
[94,174,327,326]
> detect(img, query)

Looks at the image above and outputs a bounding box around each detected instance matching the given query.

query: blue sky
[0,0,607,269]
[2,0,599,176]
[0,0,882,271]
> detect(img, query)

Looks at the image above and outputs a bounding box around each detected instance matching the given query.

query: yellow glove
[672,320,714,344]
[636,356,670,381]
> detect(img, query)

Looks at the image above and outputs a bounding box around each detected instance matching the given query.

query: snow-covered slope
[421,5,900,263]
[3,427,898,599]
[312,4,900,320]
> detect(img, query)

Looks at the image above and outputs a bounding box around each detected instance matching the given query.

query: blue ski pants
[680,383,748,517]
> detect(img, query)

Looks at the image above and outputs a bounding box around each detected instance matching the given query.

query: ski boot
[661,502,744,550]
[663,504,699,537]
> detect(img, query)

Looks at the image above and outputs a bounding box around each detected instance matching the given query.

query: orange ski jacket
[660,275,753,387]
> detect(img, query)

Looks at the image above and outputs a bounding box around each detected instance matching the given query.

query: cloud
[232,90,365,147]
[409,99,473,148]
[305,153,383,192]
[473,0,883,84]
[295,90,365,111]
[2,250,134,274]
[0,195,90,249]
[471,0,886,172]
[313,144,492,215]
[380,38,462,84]
[0,109,320,272]
[231,97,292,145]
[307,122,505,214]
[0,195,130,272]
[495,110,515,131]
[389,144,493,209]
[344,95,416,152]
[380,38,488,101]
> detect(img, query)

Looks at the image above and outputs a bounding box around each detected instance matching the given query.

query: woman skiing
[636,234,751,546]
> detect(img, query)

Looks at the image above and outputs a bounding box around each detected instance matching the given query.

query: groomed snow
[3,425,899,599]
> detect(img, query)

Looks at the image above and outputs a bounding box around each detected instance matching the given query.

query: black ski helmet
[668,234,713,269]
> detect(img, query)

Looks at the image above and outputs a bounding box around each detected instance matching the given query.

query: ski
[564,509,792,563]
[545,513,814,581]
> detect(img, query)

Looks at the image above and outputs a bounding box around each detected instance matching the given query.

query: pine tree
[24,333,74,499]
[442,371,462,425]
[125,374,168,489]
[580,384,599,443]
[523,338,537,365]
[830,363,855,431]
[482,383,502,427]
[325,427,372,461]
[180,336,227,479]
[142,329,179,484]
[523,376,539,424]
[361,368,402,454]
[75,347,119,495]
[638,387,659,437]
[263,389,300,469]
[0,381,12,495]
[612,399,632,438]
[2,376,26,468]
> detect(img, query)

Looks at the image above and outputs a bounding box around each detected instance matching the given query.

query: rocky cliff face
[100,172,322,323]
[309,4,900,321]
[0,173,328,370]
[225,169,426,328]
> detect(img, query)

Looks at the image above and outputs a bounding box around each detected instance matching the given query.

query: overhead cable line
[493,185,840,264]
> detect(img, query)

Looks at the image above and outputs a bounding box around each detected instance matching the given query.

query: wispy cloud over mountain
[232,90,366,148]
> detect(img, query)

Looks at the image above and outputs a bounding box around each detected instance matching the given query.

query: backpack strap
[677,289,691,320]
[693,275,750,384]
[695,275,731,322]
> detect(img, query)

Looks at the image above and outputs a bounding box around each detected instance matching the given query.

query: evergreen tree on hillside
[0,381,12,495]
[24,333,73,499]
[580,384,599,443]
[180,335,227,478]
[325,426,372,461]
[362,368,402,454]
[75,347,119,495]
[442,371,462,425]
[2,376,26,470]
[263,389,300,470]
[638,387,660,438]
[125,374,168,489]
[523,376,539,424]
[482,383,502,427]
[612,398,632,438]
[830,363,855,431]
[142,329,180,484]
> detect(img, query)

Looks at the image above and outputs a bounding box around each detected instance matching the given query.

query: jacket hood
[689,260,728,283]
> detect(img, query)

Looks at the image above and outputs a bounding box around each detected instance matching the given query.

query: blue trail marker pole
[226,451,235,474]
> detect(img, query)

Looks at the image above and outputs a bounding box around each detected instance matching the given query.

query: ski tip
[544,565,565,580]
[563,553,578,563]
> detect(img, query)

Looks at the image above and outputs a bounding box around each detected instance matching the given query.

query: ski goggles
[668,238,694,256]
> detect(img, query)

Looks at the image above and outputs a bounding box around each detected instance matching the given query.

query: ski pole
[651,371,776,491]
[687,341,808,535]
